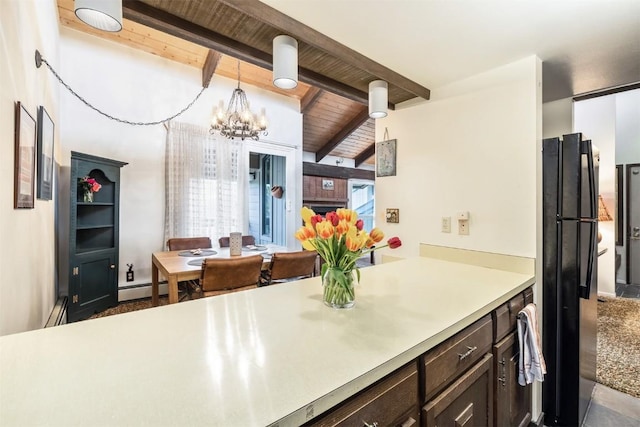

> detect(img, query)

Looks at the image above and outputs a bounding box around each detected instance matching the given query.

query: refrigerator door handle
[580,219,597,299]
[581,140,597,218]
[580,139,597,300]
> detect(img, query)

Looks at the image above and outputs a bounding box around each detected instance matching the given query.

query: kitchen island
[0,257,535,426]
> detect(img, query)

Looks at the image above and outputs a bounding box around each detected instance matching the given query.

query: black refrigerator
[542,133,599,426]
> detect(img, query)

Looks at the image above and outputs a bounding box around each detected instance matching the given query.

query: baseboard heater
[118,281,168,302]
[45,296,68,327]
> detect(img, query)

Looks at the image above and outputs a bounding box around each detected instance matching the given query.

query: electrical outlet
[441,217,451,233]
[458,219,469,235]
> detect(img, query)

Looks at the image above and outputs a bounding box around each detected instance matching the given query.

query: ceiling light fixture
[74,0,123,32]
[272,35,298,89]
[368,80,388,118]
[210,61,268,141]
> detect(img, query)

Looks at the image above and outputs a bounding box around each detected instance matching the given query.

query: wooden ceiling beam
[299,87,324,114]
[315,108,370,162]
[202,50,221,88]
[354,143,376,167]
[218,0,431,101]
[303,162,375,181]
[121,0,384,106]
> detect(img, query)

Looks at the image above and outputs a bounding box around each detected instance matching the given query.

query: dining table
[151,244,288,305]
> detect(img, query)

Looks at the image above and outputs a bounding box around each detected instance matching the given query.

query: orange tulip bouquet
[295,207,402,308]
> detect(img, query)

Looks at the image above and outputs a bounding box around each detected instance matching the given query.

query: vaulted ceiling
[57,0,431,166]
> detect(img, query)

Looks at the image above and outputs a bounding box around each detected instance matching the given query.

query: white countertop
[0,257,534,426]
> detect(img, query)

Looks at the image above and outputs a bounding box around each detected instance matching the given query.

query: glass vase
[322,266,355,309]
[83,190,93,203]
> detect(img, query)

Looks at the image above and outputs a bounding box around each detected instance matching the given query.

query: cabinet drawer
[308,361,419,427]
[492,303,511,344]
[423,353,494,427]
[422,314,493,402]
[523,287,533,305]
[508,293,525,331]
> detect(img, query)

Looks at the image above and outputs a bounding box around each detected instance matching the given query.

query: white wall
[59,28,303,292]
[374,56,540,260]
[0,0,60,335]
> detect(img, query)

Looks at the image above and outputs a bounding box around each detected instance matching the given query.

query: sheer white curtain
[164,121,247,247]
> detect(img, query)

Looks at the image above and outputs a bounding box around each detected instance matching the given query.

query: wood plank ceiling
[57,0,430,166]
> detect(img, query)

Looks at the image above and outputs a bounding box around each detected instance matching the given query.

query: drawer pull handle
[458,345,477,361]
[400,417,416,427]
[498,357,507,387]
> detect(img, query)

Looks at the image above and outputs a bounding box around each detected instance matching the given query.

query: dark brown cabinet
[67,152,127,322]
[492,290,533,427]
[306,286,534,427]
[422,314,494,427]
[423,354,493,427]
[493,333,532,427]
[307,361,419,427]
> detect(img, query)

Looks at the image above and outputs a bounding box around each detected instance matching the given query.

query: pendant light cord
[36,50,206,126]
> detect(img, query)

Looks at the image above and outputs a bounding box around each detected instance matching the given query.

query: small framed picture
[37,106,55,200]
[322,179,334,190]
[14,102,36,209]
[386,208,399,223]
[376,139,397,177]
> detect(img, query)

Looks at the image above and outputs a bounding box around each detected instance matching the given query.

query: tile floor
[583,383,640,427]
[615,282,640,299]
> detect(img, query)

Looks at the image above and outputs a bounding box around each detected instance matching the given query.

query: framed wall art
[37,106,55,200]
[376,138,397,177]
[14,102,36,209]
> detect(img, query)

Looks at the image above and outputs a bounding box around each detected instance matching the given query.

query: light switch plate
[441,217,451,233]
[386,208,399,223]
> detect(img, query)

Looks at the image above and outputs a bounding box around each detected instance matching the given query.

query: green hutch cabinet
[67,152,127,322]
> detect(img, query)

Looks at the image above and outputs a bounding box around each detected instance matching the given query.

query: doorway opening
[349,179,375,230]
[348,179,375,267]
[249,152,286,246]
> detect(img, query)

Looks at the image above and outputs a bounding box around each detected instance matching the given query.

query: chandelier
[210,61,268,140]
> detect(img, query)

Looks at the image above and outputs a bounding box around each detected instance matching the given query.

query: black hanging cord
[34,49,206,126]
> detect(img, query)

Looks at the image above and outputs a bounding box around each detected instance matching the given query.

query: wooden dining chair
[261,250,318,286]
[166,237,212,251]
[166,237,212,300]
[218,235,256,248]
[198,254,264,297]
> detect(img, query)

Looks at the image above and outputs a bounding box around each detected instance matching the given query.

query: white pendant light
[273,35,298,89]
[75,0,123,32]
[368,80,388,118]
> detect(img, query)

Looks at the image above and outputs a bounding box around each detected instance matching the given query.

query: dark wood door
[423,353,493,427]
[69,251,117,322]
[493,332,532,427]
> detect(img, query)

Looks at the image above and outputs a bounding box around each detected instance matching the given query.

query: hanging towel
[517,303,547,386]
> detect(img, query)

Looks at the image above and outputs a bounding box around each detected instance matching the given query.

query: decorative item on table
[78,176,101,203]
[295,207,402,309]
[229,232,242,256]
